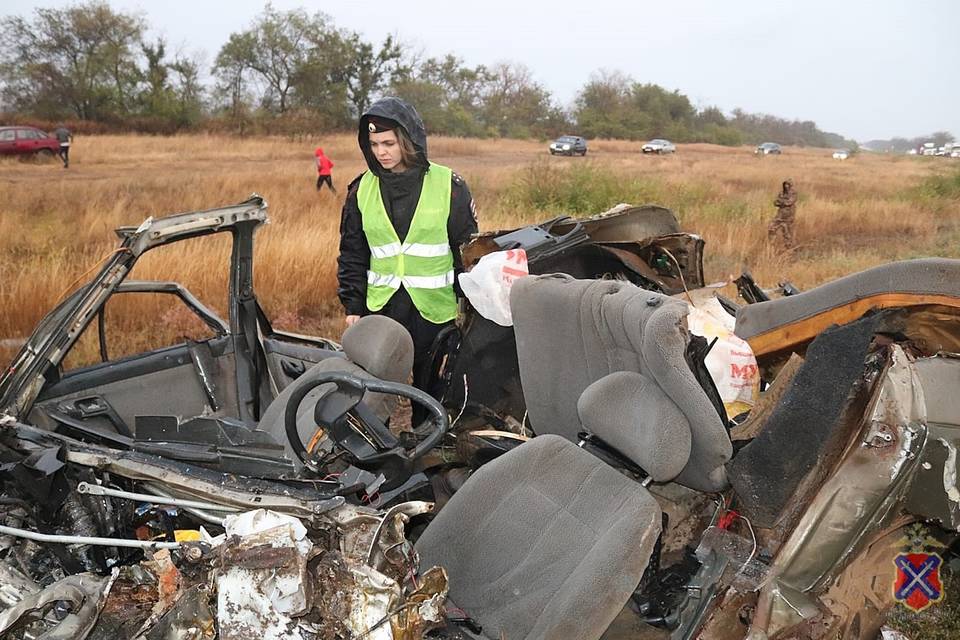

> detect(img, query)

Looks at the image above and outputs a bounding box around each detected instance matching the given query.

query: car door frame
[0,196,273,424]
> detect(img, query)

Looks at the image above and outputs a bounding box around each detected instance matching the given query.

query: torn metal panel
[905,354,960,529]
[747,345,928,638]
[0,569,117,640]
[0,562,39,608]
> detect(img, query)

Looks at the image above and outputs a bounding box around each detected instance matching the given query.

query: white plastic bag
[458,249,529,326]
[686,297,760,419]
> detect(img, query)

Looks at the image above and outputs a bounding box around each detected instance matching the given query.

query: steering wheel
[283,371,449,474]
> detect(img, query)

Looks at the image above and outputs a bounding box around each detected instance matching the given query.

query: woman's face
[369,129,406,172]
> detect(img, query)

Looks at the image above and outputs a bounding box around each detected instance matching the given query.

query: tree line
[863,131,956,153]
[0,2,856,147]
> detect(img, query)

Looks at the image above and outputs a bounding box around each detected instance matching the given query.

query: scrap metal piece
[346,564,400,640]
[391,565,449,640]
[735,272,771,305]
[216,510,314,640]
[130,549,184,638]
[0,561,40,608]
[143,584,216,640]
[0,568,117,640]
[365,501,434,574]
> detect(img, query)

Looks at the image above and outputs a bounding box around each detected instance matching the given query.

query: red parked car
[0,126,61,160]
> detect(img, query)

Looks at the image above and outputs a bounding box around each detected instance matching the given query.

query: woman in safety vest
[337,97,478,395]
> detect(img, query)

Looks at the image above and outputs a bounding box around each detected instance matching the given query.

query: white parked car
[642,139,676,154]
[832,149,850,160]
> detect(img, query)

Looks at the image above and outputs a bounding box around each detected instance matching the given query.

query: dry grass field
[1,133,959,368]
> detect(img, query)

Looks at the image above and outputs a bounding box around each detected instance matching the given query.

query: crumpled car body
[1,196,958,640]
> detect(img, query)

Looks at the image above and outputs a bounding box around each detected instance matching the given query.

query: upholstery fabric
[578,371,691,482]
[415,434,661,640]
[510,274,731,491]
[341,314,414,383]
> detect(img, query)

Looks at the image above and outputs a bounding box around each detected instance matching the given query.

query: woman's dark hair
[395,127,421,168]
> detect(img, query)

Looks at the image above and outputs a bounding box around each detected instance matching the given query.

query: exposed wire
[660,247,694,306]
[55,247,132,304]
[521,410,531,437]
[355,602,420,638]
[737,513,758,569]
[450,374,469,429]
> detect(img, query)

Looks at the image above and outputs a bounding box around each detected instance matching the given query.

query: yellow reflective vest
[358,162,457,324]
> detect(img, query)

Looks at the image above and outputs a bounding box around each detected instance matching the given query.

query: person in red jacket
[314,146,336,193]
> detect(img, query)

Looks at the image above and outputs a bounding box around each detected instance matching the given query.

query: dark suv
[0,126,60,159]
[549,135,588,156]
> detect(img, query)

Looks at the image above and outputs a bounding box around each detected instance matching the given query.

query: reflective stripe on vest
[358,163,458,324]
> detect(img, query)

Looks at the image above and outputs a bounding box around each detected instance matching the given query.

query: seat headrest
[578,371,691,482]
[342,315,414,382]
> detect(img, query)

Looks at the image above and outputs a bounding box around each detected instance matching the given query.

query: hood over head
[782,178,795,190]
[358,97,428,175]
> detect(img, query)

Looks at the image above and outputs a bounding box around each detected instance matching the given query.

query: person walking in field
[768,178,798,248]
[314,146,336,193]
[337,96,478,396]
[53,125,72,168]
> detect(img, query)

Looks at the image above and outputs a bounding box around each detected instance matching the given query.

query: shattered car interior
[1,195,959,640]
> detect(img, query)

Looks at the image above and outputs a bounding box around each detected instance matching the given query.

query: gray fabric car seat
[415,434,661,640]
[510,274,731,492]
[258,315,414,461]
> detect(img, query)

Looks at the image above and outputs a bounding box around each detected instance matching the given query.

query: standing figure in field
[337,97,478,397]
[53,125,72,168]
[768,178,798,248]
[315,146,336,193]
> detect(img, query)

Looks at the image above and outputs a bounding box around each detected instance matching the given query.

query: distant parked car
[549,135,587,156]
[0,126,60,160]
[641,139,676,154]
[755,142,782,155]
[832,149,850,160]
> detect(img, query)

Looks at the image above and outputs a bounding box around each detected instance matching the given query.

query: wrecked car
[1,195,959,639]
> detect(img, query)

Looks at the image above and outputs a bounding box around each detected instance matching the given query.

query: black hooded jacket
[337,97,478,316]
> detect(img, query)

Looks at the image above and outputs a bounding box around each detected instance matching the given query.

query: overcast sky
[7,0,959,141]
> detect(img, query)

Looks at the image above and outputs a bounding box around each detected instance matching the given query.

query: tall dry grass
[1,134,958,367]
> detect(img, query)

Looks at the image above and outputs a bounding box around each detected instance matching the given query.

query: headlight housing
[562,144,571,150]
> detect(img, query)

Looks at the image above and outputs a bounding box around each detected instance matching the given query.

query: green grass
[919,169,960,199]
[502,161,668,216]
